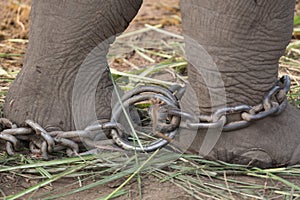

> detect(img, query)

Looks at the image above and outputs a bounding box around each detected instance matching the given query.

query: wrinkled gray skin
[3,0,300,168]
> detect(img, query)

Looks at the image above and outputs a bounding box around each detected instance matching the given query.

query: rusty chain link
[0,75,291,158]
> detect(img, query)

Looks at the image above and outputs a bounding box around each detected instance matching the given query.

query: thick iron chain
[0,75,291,158]
[169,75,290,132]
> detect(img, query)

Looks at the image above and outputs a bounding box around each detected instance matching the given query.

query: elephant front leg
[181,0,300,167]
[3,0,143,131]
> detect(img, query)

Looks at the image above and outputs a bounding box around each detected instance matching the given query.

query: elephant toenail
[232,149,273,168]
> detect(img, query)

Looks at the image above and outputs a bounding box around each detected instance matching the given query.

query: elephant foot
[187,104,300,168]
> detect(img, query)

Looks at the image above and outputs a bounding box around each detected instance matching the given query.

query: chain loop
[25,120,55,153]
[110,85,180,152]
[0,76,292,157]
[242,102,279,121]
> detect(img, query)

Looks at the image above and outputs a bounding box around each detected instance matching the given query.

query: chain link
[178,75,290,132]
[0,76,291,158]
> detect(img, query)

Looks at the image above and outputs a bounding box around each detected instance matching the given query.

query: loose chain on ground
[0,75,291,159]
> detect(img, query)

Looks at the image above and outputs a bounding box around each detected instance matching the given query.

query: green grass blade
[295,15,300,26]
[98,190,128,200]
[0,155,96,172]
[103,149,160,200]
[6,162,89,200]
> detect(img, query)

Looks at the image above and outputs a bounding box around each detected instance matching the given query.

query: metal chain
[171,75,291,132]
[0,75,291,158]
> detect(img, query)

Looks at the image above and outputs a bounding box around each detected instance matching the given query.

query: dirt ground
[1,1,300,200]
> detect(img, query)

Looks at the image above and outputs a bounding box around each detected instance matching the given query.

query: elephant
[2,0,300,168]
